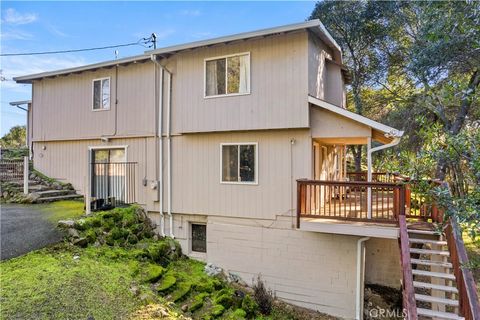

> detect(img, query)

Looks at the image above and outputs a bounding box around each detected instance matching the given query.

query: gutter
[356,237,370,320]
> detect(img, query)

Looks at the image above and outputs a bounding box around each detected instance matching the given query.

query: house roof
[14,19,341,84]
[146,19,341,59]
[308,95,404,144]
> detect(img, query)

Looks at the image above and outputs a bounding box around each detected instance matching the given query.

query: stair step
[417,308,464,320]
[408,229,442,236]
[35,190,74,198]
[413,281,458,293]
[36,194,83,203]
[410,238,448,246]
[410,248,450,256]
[415,294,459,307]
[411,259,453,268]
[412,269,456,280]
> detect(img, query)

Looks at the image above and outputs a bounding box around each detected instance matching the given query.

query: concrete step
[415,294,459,307]
[412,269,456,280]
[413,281,458,293]
[408,229,442,236]
[409,238,447,246]
[410,248,450,257]
[411,258,453,268]
[36,194,83,203]
[35,190,75,198]
[417,308,464,320]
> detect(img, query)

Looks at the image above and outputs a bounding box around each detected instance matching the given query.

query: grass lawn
[38,200,85,223]
[0,245,161,320]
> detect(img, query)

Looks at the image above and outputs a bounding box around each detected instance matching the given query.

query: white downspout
[356,237,370,320]
[166,70,174,238]
[151,55,165,237]
[367,136,402,218]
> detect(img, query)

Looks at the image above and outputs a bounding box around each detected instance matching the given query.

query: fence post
[85,154,91,215]
[23,156,29,195]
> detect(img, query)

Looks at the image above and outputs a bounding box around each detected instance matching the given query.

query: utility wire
[0,35,156,57]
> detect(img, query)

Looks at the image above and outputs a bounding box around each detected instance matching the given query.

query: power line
[0,35,156,57]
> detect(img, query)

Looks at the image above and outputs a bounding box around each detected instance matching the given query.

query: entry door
[91,148,126,203]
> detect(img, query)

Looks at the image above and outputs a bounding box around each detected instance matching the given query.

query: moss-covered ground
[0,204,336,320]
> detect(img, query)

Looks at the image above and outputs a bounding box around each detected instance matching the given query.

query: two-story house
[15,20,475,320]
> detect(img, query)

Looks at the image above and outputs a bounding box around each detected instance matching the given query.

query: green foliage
[0,125,26,148]
[190,292,209,312]
[1,147,28,159]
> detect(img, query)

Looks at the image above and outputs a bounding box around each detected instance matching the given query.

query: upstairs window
[221,143,257,184]
[205,53,250,97]
[93,77,110,110]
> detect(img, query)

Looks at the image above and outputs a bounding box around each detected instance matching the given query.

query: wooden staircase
[407,227,464,320]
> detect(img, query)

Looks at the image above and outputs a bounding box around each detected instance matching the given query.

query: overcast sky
[0,1,316,136]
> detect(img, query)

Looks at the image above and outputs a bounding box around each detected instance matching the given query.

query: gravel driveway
[0,204,63,260]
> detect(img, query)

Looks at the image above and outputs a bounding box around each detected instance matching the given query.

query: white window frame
[220,142,258,185]
[204,52,251,99]
[92,77,111,111]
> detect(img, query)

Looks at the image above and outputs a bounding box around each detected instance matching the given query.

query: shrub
[253,276,273,315]
[241,295,258,317]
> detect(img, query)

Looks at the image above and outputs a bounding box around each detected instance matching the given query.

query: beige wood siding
[324,61,344,107]
[169,31,310,134]
[32,137,157,206]
[310,106,371,140]
[31,62,155,141]
[308,32,333,100]
[169,129,312,220]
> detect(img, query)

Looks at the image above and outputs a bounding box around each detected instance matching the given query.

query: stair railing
[444,216,480,320]
[397,186,418,320]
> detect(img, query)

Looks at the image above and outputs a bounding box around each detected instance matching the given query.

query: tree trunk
[351,145,363,172]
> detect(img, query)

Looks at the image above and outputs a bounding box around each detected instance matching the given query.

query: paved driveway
[1,204,63,260]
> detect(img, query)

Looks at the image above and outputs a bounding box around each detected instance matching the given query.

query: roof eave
[14,54,151,83]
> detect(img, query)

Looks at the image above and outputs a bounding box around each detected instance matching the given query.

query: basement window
[221,143,257,184]
[205,53,250,97]
[191,224,207,253]
[92,77,110,110]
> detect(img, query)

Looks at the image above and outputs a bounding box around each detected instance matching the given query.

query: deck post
[367,138,372,219]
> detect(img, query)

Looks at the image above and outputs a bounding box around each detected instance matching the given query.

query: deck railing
[297,175,479,319]
[347,171,396,183]
[91,162,137,207]
[296,179,405,225]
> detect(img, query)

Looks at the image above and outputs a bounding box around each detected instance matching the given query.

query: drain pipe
[356,237,370,320]
[151,54,165,237]
[367,134,403,219]
[166,69,174,238]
